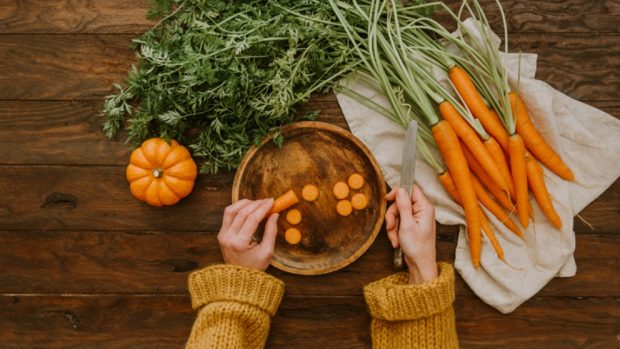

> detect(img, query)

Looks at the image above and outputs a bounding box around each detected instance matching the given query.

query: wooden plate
[232,121,386,275]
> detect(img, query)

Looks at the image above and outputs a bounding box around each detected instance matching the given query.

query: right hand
[217,199,279,271]
[385,185,438,284]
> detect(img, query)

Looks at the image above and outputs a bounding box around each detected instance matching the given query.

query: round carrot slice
[351,193,368,210]
[285,228,302,245]
[301,184,319,202]
[286,209,302,225]
[332,181,349,199]
[348,173,365,189]
[336,199,353,217]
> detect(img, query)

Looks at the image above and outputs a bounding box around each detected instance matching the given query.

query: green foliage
[103,0,357,173]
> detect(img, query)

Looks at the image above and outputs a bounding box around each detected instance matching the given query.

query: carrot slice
[286,209,302,225]
[333,182,350,199]
[351,193,368,210]
[336,199,353,216]
[270,189,299,214]
[301,184,319,202]
[347,173,365,189]
[284,228,302,245]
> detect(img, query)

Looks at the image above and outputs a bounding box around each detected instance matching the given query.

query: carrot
[449,66,510,150]
[271,189,299,214]
[432,120,481,267]
[336,199,353,216]
[284,228,301,245]
[333,182,350,199]
[438,171,461,203]
[471,174,524,239]
[509,92,574,181]
[347,173,365,190]
[484,136,515,198]
[461,143,514,212]
[286,209,302,225]
[301,184,319,202]
[350,193,368,210]
[509,134,529,228]
[526,156,562,229]
[439,101,508,191]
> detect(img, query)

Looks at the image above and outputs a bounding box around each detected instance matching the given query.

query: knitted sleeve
[185,264,285,349]
[364,262,458,349]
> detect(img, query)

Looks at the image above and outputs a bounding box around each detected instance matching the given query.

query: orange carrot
[286,209,302,225]
[471,174,524,240]
[484,136,515,198]
[301,184,319,202]
[438,171,461,203]
[347,173,365,189]
[271,189,299,214]
[449,66,510,150]
[439,101,508,191]
[336,199,353,217]
[284,228,302,244]
[526,156,562,229]
[480,209,505,260]
[461,143,515,212]
[432,120,481,267]
[509,134,529,228]
[333,182,350,199]
[351,193,368,210]
[509,92,574,181]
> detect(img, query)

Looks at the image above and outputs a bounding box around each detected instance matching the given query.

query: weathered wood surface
[0,0,618,348]
[0,294,618,349]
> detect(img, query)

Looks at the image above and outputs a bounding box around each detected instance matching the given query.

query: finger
[227,199,265,237]
[220,199,251,234]
[238,198,275,243]
[385,186,399,201]
[411,185,434,218]
[260,213,279,253]
[385,203,400,248]
[395,188,415,229]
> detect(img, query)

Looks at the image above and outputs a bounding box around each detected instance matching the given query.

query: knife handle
[393,248,404,269]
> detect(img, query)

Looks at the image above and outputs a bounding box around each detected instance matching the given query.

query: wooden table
[0,1,618,348]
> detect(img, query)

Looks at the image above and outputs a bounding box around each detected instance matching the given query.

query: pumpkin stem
[153,168,163,178]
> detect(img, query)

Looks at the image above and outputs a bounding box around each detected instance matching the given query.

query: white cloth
[335,21,620,313]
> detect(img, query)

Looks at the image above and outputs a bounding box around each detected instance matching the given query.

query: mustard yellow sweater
[186,262,458,349]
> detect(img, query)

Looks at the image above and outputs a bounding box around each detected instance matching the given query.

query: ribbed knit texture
[185,264,284,349]
[364,262,459,348]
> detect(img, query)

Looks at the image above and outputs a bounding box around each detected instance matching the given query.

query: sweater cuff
[188,264,285,316]
[364,262,455,321]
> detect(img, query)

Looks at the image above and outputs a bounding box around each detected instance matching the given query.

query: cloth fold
[336,20,620,313]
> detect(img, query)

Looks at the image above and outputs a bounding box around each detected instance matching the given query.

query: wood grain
[233,122,386,275]
[1,1,618,34]
[1,294,617,349]
[0,34,618,102]
[0,230,617,298]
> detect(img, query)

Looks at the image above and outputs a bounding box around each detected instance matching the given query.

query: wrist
[407,260,438,285]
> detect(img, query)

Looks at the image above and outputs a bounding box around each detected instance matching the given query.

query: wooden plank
[0,0,153,34]
[0,34,618,102]
[1,1,618,34]
[0,165,617,232]
[0,294,617,349]
[0,230,617,298]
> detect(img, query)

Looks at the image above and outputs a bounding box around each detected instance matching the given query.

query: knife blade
[393,120,418,269]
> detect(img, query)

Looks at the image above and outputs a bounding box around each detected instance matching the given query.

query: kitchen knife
[393,120,418,269]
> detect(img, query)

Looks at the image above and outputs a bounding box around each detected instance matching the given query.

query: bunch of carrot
[323,0,574,267]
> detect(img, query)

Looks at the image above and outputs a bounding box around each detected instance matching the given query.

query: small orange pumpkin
[126,138,197,206]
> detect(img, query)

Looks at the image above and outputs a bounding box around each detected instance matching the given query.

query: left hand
[217,198,279,271]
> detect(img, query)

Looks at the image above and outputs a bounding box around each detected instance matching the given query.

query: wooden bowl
[232,121,387,275]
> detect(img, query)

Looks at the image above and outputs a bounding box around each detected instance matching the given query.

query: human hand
[385,185,438,284]
[217,198,279,271]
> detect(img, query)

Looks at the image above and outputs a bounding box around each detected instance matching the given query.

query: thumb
[260,213,279,252]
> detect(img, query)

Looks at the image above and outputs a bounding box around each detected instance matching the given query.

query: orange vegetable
[509,92,574,181]
[509,134,529,228]
[336,199,353,216]
[484,137,515,198]
[438,101,508,191]
[271,189,299,214]
[462,144,514,212]
[480,209,505,260]
[438,171,461,203]
[286,209,302,225]
[347,173,365,189]
[432,120,481,267]
[471,174,524,240]
[526,157,562,229]
[284,228,302,245]
[301,184,319,202]
[126,138,197,207]
[351,193,368,210]
[449,66,510,150]
[333,182,350,199]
